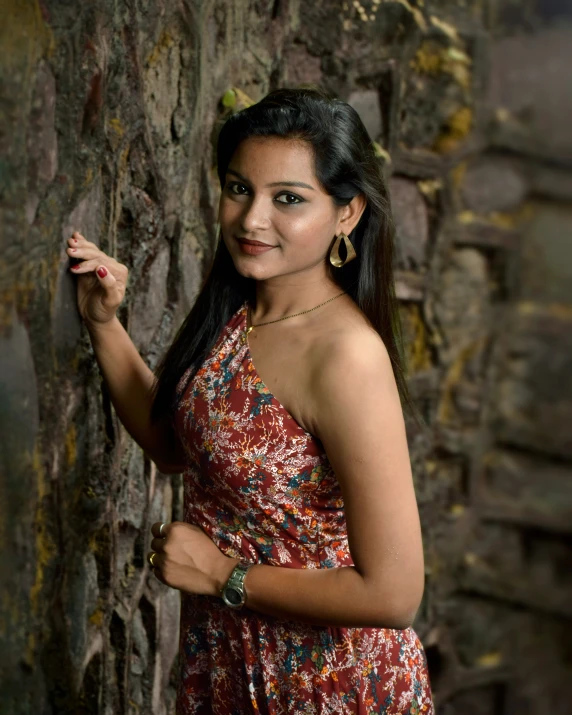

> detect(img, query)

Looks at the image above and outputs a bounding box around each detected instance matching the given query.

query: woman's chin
[228,248,278,280]
[231,256,273,281]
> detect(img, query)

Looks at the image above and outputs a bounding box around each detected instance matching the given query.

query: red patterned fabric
[173,302,434,714]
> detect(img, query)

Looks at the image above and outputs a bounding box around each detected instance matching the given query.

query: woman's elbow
[373,605,419,630]
[385,606,419,630]
[370,586,423,630]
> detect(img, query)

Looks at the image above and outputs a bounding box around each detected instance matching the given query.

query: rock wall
[1,1,570,713]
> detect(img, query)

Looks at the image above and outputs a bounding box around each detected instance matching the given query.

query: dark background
[1,1,571,712]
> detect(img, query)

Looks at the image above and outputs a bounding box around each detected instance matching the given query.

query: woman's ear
[337,193,367,235]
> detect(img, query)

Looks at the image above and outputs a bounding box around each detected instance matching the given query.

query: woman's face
[218,136,349,283]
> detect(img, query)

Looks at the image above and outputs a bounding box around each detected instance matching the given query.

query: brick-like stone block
[460,158,527,214]
[489,27,572,160]
[390,177,429,269]
[494,305,572,459]
[518,201,572,305]
[477,449,572,532]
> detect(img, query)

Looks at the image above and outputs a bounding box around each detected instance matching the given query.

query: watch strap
[221,560,253,609]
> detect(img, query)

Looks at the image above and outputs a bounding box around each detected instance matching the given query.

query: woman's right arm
[68,231,187,473]
[87,317,187,473]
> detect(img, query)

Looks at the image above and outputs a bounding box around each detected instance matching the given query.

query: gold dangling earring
[329,232,357,268]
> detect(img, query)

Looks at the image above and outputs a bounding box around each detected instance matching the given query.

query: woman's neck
[251,278,343,323]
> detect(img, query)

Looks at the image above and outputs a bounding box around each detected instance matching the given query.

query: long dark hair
[150,87,410,425]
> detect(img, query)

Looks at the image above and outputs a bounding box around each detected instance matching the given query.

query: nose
[239,194,272,234]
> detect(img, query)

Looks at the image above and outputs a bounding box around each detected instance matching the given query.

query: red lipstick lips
[235,236,276,255]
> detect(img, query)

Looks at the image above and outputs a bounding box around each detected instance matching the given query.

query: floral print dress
[173,301,434,714]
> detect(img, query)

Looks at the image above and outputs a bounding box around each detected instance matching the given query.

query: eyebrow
[226,168,315,191]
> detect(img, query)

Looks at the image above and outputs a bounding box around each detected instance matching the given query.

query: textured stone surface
[517,201,572,304]
[390,177,429,269]
[2,1,571,713]
[494,306,572,459]
[488,26,572,160]
[478,449,572,532]
[460,158,528,213]
[347,89,383,141]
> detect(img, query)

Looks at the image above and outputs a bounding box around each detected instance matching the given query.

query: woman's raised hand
[67,231,128,327]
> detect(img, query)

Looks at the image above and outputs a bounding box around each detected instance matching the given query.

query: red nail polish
[97,266,107,278]
[70,248,77,252]
[72,264,80,270]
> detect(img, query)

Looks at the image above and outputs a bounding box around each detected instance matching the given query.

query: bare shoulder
[303,310,401,439]
[309,308,395,387]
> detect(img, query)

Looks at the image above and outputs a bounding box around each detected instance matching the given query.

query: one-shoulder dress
[173,301,434,714]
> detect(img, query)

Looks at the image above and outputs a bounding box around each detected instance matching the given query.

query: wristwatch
[220,560,253,609]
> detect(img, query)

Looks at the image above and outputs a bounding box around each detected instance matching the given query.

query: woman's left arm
[152,332,425,629]
[221,332,425,629]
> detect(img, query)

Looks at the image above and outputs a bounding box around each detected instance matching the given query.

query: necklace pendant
[242,326,254,343]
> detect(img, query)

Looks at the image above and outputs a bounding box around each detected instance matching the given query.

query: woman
[69,88,434,713]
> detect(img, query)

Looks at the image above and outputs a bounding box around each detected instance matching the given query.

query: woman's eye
[227,182,249,195]
[225,183,302,205]
[275,193,302,205]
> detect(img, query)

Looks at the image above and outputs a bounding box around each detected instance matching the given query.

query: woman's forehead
[229,137,319,186]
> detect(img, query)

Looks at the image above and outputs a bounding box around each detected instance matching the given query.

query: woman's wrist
[85,315,121,340]
[212,555,241,596]
[84,316,123,346]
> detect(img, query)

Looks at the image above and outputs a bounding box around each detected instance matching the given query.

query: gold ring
[148,552,157,568]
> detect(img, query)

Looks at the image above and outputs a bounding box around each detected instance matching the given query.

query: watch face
[225,587,243,606]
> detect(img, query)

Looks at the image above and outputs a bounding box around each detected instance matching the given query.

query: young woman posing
[69,88,434,713]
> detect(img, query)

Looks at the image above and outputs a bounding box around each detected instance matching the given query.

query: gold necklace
[242,291,346,342]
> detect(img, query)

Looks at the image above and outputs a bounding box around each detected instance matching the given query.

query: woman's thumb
[96,265,115,285]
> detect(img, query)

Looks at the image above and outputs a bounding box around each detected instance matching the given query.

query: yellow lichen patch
[89,607,105,627]
[30,444,57,617]
[457,204,531,230]
[221,87,256,111]
[451,161,467,191]
[437,340,484,424]
[119,146,130,172]
[411,39,471,85]
[447,106,472,136]
[457,210,477,224]
[233,87,256,109]
[433,106,472,153]
[517,301,572,321]
[65,423,77,468]
[108,117,124,137]
[400,304,432,373]
[411,40,443,75]
[495,107,516,124]
[394,0,428,31]
[430,15,460,43]
[417,177,442,200]
[476,651,502,668]
[463,551,479,567]
[449,503,465,517]
[444,48,472,90]
[372,141,392,164]
[107,117,125,151]
[2,0,55,75]
[487,211,519,230]
[82,166,94,188]
[145,31,176,68]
